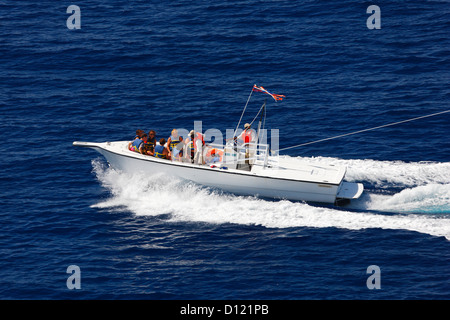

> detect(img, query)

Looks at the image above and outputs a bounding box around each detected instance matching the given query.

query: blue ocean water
[0,0,449,301]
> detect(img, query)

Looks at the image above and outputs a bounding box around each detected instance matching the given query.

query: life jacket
[154,144,166,159]
[142,138,155,154]
[193,132,205,151]
[147,137,156,147]
[169,135,181,151]
[188,140,194,157]
[243,129,253,144]
[206,148,223,162]
[130,138,143,152]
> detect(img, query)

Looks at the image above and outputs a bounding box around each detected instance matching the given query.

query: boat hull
[74,141,362,204]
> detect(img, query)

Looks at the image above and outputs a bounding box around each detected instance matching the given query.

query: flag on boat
[252,85,285,101]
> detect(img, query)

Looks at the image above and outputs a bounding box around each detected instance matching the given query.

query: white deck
[256,156,346,186]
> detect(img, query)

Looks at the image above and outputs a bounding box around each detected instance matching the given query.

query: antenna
[256,99,266,145]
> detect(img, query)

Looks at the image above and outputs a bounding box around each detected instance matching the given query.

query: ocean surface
[1,0,449,300]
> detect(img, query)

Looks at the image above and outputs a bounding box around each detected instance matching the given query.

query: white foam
[354,183,450,213]
[279,155,450,188]
[90,159,450,240]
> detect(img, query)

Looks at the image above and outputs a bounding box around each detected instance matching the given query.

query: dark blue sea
[1,0,449,303]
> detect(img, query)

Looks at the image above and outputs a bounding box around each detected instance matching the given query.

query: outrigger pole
[233,85,255,137]
[233,84,282,141]
[256,99,266,145]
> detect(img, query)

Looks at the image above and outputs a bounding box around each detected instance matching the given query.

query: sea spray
[358,184,450,214]
[90,159,450,239]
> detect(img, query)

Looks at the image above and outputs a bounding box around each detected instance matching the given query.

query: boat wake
[284,156,450,188]
[288,155,450,214]
[91,157,450,240]
[350,184,450,214]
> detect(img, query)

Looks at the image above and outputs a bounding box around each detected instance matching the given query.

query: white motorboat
[73,138,363,205]
[73,87,363,205]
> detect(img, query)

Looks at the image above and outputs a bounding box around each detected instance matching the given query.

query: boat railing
[206,142,269,169]
[167,141,270,169]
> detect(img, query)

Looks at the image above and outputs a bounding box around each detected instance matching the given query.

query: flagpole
[234,84,255,137]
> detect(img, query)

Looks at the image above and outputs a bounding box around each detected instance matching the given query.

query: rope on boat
[249,102,266,127]
[277,109,450,152]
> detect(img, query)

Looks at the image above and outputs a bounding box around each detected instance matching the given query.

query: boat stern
[335,181,364,205]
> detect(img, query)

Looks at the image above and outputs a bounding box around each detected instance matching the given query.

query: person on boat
[128,129,145,151]
[173,135,184,161]
[183,131,195,163]
[191,130,205,165]
[237,123,257,165]
[128,134,144,152]
[167,129,181,160]
[237,123,257,145]
[154,138,169,159]
[137,133,149,154]
[141,130,156,156]
[148,130,156,147]
[134,129,144,139]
